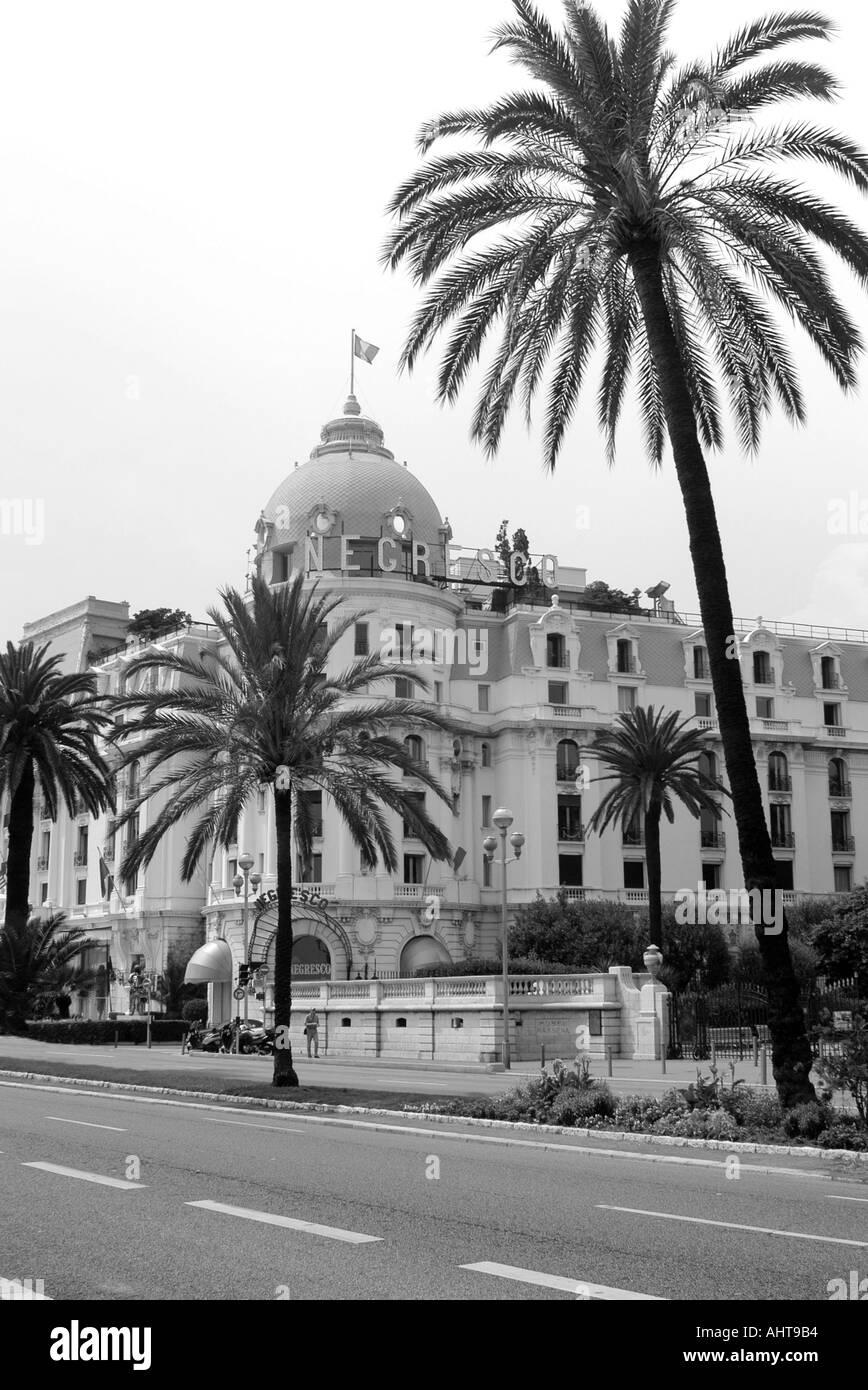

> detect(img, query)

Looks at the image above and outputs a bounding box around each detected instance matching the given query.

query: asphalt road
[1,1077,866,1302]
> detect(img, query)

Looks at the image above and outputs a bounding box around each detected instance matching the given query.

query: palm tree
[382,0,868,1105]
[585,706,728,951]
[0,911,95,1032]
[0,642,115,935]
[112,574,455,1086]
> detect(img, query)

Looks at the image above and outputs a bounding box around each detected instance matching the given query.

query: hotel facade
[3,394,866,1023]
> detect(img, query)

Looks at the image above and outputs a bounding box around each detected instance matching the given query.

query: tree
[0,911,95,1033]
[156,949,207,1018]
[127,609,192,642]
[112,573,455,1086]
[659,908,732,992]
[383,0,868,1105]
[809,886,868,992]
[580,581,643,615]
[585,706,727,951]
[0,642,115,935]
[510,891,642,971]
[493,520,546,606]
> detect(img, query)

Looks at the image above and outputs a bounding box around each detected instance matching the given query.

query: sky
[2,0,868,639]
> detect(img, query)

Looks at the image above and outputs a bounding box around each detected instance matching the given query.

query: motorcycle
[238,1023,274,1055]
[185,1023,223,1053]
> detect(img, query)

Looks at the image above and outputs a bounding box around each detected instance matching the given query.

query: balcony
[831,836,856,855]
[771,830,796,849]
[38,803,51,821]
[825,725,847,738]
[829,780,852,799]
[821,672,841,690]
[616,655,638,674]
[36,856,49,871]
[546,704,591,719]
[557,820,584,844]
[696,717,717,732]
[104,843,116,862]
[768,776,792,793]
[700,829,726,850]
[622,829,644,848]
[556,762,580,782]
[761,719,789,733]
[395,884,444,899]
[73,852,88,867]
[557,886,586,901]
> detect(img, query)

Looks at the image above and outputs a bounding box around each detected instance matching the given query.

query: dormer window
[753,651,773,685]
[693,646,709,680]
[820,656,839,690]
[546,633,567,669]
[616,639,636,674]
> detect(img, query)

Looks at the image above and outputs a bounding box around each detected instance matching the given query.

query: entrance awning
[184,939,234,984]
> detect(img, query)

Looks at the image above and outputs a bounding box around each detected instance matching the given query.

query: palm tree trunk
[272,787,299,1086]
[5,761,35,933]
[630,237,815,1108]
[645,799,663,953]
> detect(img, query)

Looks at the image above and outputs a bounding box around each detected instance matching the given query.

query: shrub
[816,1120,868,1151]
[548,1084,616,1126]
[782,1102,831,1139]
[721,1088,782,1131]
[613,1096,666,1131]
[181,999,209,1024]
[657,1110,714,1138]
[26,1018,187,1044]
[815,1010,868,1125]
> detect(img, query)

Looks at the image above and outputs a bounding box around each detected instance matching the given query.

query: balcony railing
[395,884,444,898]
[696,717,717,731]
[829,781,852,799]
[557,821,584,843]
[622,829,644,847]
[761,719,789,732]
[556,763,580,782]
[700,830,726,849]
[546,655,569,670]
[616,655,638,674]
[825,725,847,738]
[831,836,855,854]
[73,852,88,867]
[771,831,796,849]
[768,776,792,793]
[38,803,50,820]
[37,856,49,871]
[547,705,591,719]
[557,886,586,901]
[821,672,841,689]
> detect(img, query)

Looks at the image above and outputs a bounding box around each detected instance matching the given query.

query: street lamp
[233,852,261,1043]
[483,808,525,1069]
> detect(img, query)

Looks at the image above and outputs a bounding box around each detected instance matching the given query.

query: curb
[1,1066,866,1164]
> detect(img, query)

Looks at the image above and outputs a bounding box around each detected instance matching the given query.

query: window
[297,854,322,883]
[773,859,794,890]
[756,696,774,719]
[824,702,842,729]
[478,685,490,713]
[482,796,492,828]
[403,854,425,885]
[395,1017,407,1028]
[694,692,712,718]
[829,758,850,798]
[481,742,491,768]
[700,809,722,848]
[341,1017,352,1028]
[618,685,637,712]
[616,639,635,673]
[76,825,88,864]
[558,795,583,842]
[483,857,492,888]
[768,752,790,793]
[624,860,645,889]
[831,809,852,852]
[548,681,568,706]
[300,790,323,838]
[698,751,717,789]
[76,878,87,906]
[821,656,838,690]
[623,812,643,846]
[354,623,369,657]
[558,855,583,887]
[105,820,116,860]
[753,651,772,685]
[395,677,413,699]
[834,865,852,893]
[273,551,290,584]
[434,681,443,703]
[693,646,709,679]
[40,882,48,904]
[701,863,721,890]
[556,739,579,781]
[126,760,140,796]
[546,633,567,669]
[403,735,424,774]
[769,803,792,848]
[402,792,426,839]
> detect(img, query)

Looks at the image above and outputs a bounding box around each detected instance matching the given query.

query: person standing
[304,1008,320,1058]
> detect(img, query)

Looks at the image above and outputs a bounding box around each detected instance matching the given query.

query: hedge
[25,1018,189,1044]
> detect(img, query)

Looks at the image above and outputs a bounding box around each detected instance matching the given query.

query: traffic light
[238,964,250,989]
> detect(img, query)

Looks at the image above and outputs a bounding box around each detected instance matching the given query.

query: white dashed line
[186,1199,382,1244]
[598,1205,868,1247]
[45,1116,127,1132]
[23,1162,145,1190]
[461,1262,663,1299]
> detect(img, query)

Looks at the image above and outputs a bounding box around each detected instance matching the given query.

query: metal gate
[668,978,861,1061]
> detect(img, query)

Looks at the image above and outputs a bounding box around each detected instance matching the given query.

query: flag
[0,871,6,893]
[98,848,115,903]
[353,334,379,365]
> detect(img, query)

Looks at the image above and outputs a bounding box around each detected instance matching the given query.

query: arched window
[556,739,580,781]
[403,735,424,775]
[126,760,140,796]
[768,752,789,793]
[829,757,850,798]
[546,632,567,669]
[481,742,492,768]
[698,750,717,788]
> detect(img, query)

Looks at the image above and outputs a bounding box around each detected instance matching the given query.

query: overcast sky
[2,0,868,640]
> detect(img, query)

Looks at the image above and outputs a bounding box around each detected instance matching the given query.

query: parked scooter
[238,1023,274,1055]
[185,1023,223,1053]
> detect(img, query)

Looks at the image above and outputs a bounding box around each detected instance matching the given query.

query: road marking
[205,1118,305,1134]
[461,1262,663,1300]
[45,1116,127,1132]
[22,1162,145,1190]
[186,1200,382,1244]
[598,1205,868,1248]
[827,1194,868,1203]
[0,1278,52,1300]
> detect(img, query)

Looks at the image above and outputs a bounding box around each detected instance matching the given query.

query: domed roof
[261,396,444,557]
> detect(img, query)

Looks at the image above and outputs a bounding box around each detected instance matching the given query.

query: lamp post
[483,809,525,1069]
[233,853,262,1047]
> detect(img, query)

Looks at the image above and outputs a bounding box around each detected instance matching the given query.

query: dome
[260,396,445,566]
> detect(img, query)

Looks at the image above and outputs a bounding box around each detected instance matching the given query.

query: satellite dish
[645,581,671,601]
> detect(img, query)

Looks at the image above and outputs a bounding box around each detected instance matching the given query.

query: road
[1,1077,866,1301]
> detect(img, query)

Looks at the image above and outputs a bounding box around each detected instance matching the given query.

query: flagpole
[350,327,355,397]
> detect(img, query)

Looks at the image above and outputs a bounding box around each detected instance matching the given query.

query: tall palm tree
[112,574,455,1086]
[382,0,868,1105]
[0,911,94,1032]
[0,642,115,934]
[586,706,728,951]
